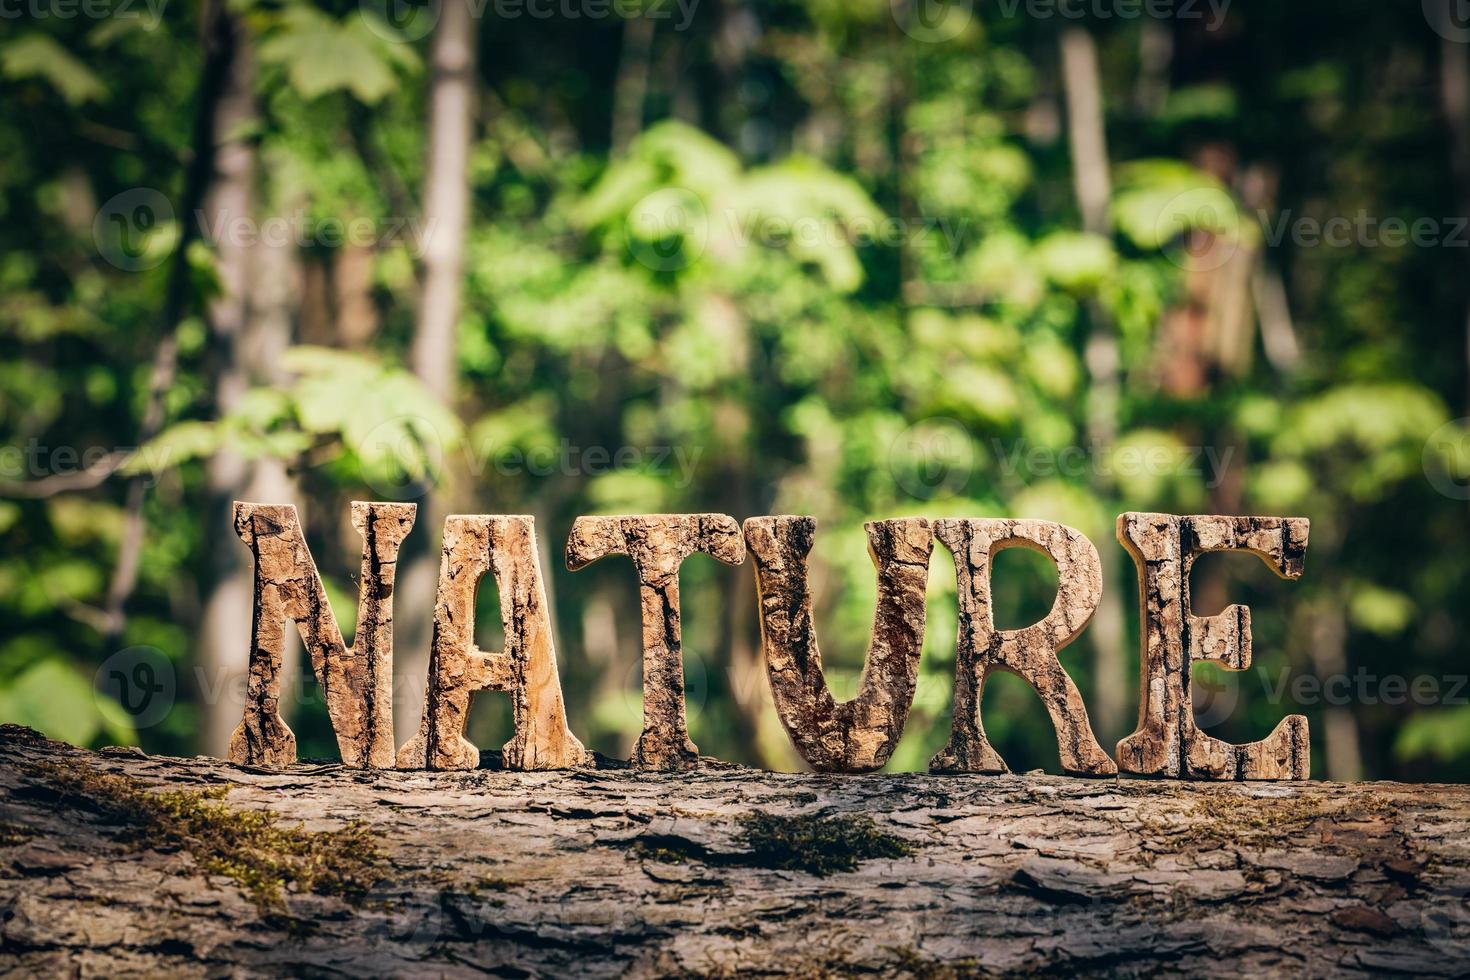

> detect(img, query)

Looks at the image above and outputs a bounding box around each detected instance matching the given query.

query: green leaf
[0,659,136,747]
[1,34,107,105]
[1033,231,1116,294]
[1348,584,1415,636]
[258,7,419,104]
[1396,706,1470,764]
[121,421,223,476]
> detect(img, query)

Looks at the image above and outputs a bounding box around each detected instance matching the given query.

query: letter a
[398,516,587,771]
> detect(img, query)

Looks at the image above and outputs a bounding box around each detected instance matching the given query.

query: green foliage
[1,0,1465,781]
[257,5,419,104]
[0,34,107,105]
[0,660,134,747]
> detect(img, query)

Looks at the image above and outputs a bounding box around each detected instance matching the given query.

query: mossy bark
[0,724,1465,977]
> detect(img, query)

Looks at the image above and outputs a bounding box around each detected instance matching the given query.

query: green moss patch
[34,762,384,913]
[634,810,916,877]
[733,810,916,876]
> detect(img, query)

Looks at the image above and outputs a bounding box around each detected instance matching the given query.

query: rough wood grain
[1115,512,1311,781]
[228,501,415,769]
[398,516,587,771]
[565,514,746,769]
[743,517,933,773]
[930,519,1116,777]
[2,725,1466,978]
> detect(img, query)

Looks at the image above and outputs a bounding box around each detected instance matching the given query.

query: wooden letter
[744,517,933,773]
[229,501,415,769]
[565,514,746,769]
[398,516,587,771]
[929,519,1116,776]
[1116,512,1311,780]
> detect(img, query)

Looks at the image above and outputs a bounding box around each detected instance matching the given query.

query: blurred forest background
[3,0,1470,780]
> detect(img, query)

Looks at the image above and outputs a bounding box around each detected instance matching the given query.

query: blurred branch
[481,87,552,176]
[0,450,129,498]
[396,0,479,745]
[348,101,422,237]
[611,14,655,154]
[1253,260,1301,373]
[1438,0,1470,417]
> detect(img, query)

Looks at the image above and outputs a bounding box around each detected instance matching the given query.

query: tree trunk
[194,24,299,757]
[1058,26,1129,745]
[610,13,654,155]
[1438,0,1470,418]
[396,0,478,745]
[0,724,1460,976]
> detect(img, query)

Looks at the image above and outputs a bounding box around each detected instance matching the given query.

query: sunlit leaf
[1,34,107,105]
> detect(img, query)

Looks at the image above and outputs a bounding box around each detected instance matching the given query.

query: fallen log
[0,724,1464,977]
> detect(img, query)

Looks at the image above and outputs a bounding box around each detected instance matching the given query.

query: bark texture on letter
[743,517,933,773]
[1116,512,1311,780]
[930,519,1116,776]
[228,501,415,769]
[398,516,587,771]
[565,514,745,769]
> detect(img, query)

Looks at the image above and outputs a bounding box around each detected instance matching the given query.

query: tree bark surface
[0,725,1465,977]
